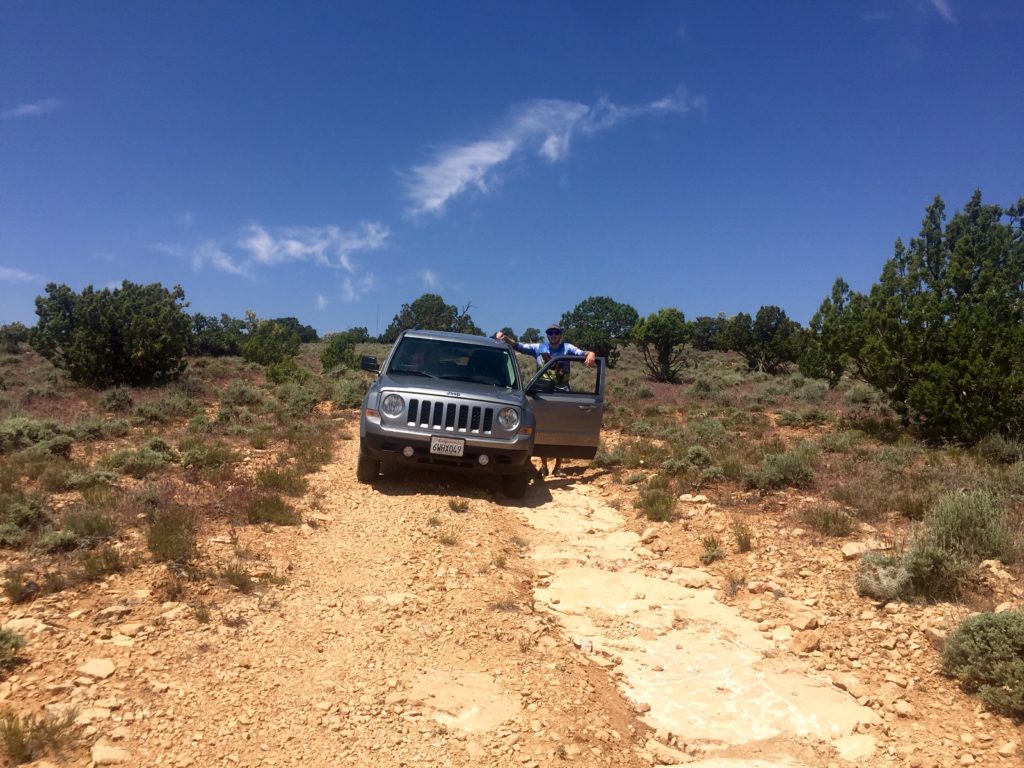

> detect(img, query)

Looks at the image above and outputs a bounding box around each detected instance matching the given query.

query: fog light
[478,454,490,466]
[402,446,415,458]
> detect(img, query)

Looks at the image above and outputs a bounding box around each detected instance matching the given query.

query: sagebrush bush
[100,386,134,412]
[0,417,66,455]
[103,447,173,478]
[146,506,197,563]
[63,507,118,541]
[0,708,76,764]
[747,442,816,490]
[801,505,853,537]
[331,369,368,409]
[179,437,235,472]
[925,490,1019,563]
[942,611,1024,718]
[0,628,25,670]
[700,535,725,565]
[636,475,676,522]
[255,466,307,496]
[974,434,1022,465]
[219,380,268,408]
[80,545,130,581]
[245,494,300,525]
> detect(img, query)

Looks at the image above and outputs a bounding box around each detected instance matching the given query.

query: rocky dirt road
[2,422,1022,767]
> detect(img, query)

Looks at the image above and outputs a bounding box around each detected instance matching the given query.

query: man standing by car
[495,323,596,475]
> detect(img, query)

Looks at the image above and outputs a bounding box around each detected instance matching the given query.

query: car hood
[378,374,527,406]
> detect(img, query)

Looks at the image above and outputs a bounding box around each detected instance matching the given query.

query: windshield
[387,338,518,388]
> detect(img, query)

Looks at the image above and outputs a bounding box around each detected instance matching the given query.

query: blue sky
[2,1,1022,338]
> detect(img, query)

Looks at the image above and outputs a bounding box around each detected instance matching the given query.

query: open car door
[526,356,605,459]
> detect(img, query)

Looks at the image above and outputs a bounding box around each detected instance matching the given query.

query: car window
[387,339,517,387]
[537,357,599,395]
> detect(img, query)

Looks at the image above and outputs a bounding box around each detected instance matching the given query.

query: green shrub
[80,545,130,581]
[747,443,816,490]
[266,359,313,385]
[220,561,255,593]
[219,380,268,408]
[72,416,130,440]
[0,708,76,764]
[0,628,25,670]
[104,447,172,478]
[35,529,80,553]
[801,505,854,537]
[925,490,1019,563]
[132,393,201,424]
[636,475,676,522]
[245,494,300,526]
[321,333,357,372]
[275,380,321,416]
[974,434,1022,465]
[900,541,972,601]
[31,280,191,387]
[732,517,753,552]
[0,417,66,455]
[330,369,367,409]
[146,506,197,563]
[255,466,307,496]
[942,611,1024,718]
[63,507,118,541]
[100,386,134,412]
[242,320,301,366]
[0,493,48,545]
[700,535,726,565]
[179,438,236,471]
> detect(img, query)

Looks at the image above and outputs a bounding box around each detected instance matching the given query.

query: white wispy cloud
[0,265,44,283]
[929,0,956,22]
[342,274,376,302]
[1,98,62,120]
[238,222,389,271]
[405,86,704,215]
[419,269,440,290]
[315,294,327,311]
[156,220,389,297]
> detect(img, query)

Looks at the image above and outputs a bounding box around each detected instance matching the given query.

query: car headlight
[497,407,520,431]
[380,393,405,418]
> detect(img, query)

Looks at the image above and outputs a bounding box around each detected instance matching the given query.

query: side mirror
[360,355,380,373]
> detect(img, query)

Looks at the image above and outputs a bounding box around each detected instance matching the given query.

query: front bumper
[360,431,532,475]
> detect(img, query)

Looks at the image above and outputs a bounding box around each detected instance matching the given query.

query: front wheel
[501,470,530,499]
[356,453,380,484]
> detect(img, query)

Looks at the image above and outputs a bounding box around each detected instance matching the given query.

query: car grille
[405,398,495,435]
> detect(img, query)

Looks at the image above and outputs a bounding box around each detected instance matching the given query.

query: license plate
[430,436,465,457]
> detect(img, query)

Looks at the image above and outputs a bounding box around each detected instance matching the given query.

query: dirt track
[2,422,1022,767]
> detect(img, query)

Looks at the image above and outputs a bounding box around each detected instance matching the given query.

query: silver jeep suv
[358,329,605,498]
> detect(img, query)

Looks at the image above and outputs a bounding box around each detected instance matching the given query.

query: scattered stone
[645,738,688,765]
[91,741,131,765]
[923,627,946,651]
[789,630,821,655]
[77,659,116,679]
[997,742,1019,757]
[894,700,915,718]
[833,734,877,761]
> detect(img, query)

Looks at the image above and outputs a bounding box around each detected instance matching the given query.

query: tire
[356,453,380,484]
[501,470,530,499]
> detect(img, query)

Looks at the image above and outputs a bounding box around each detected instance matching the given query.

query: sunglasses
[546,329,563,336]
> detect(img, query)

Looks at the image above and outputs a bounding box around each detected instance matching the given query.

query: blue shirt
[513,340,587,365]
